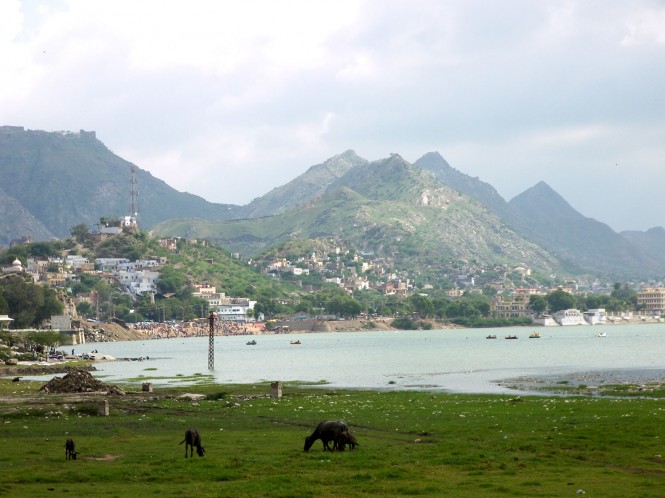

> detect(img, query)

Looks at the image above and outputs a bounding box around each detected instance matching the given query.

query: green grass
[1,379,665,497]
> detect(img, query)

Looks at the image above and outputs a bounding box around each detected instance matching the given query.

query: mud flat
[498,368,665,395]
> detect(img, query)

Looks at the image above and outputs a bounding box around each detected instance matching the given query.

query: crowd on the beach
[127,320,266,339]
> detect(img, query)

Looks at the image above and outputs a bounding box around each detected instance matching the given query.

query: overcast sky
[2,1,664,232]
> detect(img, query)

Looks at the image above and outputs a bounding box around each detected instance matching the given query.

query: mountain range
[1,126,663,279]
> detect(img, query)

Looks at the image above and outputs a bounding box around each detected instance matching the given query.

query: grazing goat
[304,420,348,452]
[179,428,205,458]
[334,430,358,452]
[65,438,77,460]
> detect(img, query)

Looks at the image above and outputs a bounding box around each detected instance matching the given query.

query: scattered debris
[39,369,125,395]
[178,393,206,401]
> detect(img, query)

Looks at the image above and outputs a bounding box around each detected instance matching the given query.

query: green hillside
[152,155,563,286]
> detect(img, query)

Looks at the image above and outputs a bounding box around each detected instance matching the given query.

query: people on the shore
[125,319,265,339]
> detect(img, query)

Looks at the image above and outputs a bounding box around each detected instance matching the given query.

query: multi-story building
[491,294,531,319]
[637,288,665,317]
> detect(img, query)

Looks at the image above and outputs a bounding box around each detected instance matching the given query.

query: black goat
[65,438,77,460]
[179,428,205,458]
[304,420,348,452]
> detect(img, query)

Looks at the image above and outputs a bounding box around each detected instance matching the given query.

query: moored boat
[505,335,518,340]
[290,340,301,345]
[246,340,257,345]
[486,335,497,339]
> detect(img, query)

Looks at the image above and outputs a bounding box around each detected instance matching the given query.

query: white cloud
[622,5,665,46]
[1,0,664,231]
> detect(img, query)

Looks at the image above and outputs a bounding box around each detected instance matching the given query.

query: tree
[76,301,93,318]
[35,288,64,325]
[407,294,434,317]
[70,224,90,243]
[431,297,451,318]
[0,276,63,328]
[445,301,481,319]
[2,246,27,265]
[157,267,188,294]
[25,331,66,349]
[27,242,61,258]
[546,289,577,313]
[610,283,636,308]
[529,295,548,314]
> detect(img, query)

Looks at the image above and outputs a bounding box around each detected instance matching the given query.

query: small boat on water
[529,332,541,339]
[246,340,257,345]
[505,335,518,340]
[290,340,302,345]
[486,335,497,339]
[596,332,607,337]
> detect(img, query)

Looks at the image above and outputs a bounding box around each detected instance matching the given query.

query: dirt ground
[39,369,125,394]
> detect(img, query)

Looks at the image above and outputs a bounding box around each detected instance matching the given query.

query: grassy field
[1,378,664,497]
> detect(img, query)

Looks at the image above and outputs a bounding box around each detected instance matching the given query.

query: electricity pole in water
[208,311,217,370]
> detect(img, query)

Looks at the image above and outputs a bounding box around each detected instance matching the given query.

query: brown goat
[179,428,205,458]
[65,438,77,460]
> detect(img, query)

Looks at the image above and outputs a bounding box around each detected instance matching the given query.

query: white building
[1,258,24,275]
[96,258,130,272]
[117,269,160,297]
[192,286,256,321]
[583,308,606,325]
[553,309,588,326]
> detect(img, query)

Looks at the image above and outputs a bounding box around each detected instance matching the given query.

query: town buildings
[637,288,665,317]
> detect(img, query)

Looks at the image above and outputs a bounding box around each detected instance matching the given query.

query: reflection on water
[32,323,665,394]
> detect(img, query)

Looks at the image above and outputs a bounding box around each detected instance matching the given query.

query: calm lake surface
[62,323,665,395]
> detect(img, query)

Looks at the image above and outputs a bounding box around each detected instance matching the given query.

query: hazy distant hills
[0,126,240,244]
[414,152,665,277]
[1,126,664,279]
[507,182,659,276]
[0,186,53,243]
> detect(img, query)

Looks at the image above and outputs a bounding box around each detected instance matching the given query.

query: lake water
[60,323,665,395]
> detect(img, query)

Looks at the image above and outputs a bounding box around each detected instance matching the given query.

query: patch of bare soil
[84,454,121,462]
[39,369,125,395]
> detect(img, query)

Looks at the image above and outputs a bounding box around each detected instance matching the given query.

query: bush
[391,318,418,330]
[390,318,434,330]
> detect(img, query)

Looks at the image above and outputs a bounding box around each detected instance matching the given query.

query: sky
[1,0,664,232]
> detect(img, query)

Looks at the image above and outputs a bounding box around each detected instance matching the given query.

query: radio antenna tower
[129,165,139,228]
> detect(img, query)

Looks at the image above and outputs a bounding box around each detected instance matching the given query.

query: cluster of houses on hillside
[3,234,665,325]
[253,245,665,322]
[1,255,165,299]
[0,244,258,321]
